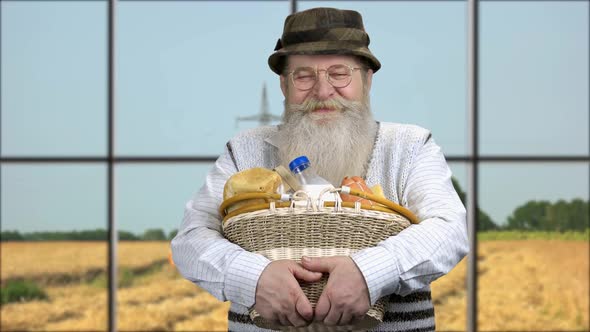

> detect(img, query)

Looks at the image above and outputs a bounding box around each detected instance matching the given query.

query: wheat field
[1,240,588,331]
[1,242,170,282]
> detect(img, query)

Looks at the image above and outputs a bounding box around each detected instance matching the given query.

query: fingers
[255,258,371,328]
[254,260,316,327]
[295,293,314,321]
[272,294,313,328]
[301,256,336,273]
[314,293,330,322]
[275,294,311,328]
[315,294,365,326]
[286,310,309,328]
[323,308,342,326]
[292,264,323,283]
[308,256,371,327]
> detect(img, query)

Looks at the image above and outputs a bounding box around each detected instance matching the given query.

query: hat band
[281,27,369,49]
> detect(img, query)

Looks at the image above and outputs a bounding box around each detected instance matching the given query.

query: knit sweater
[222,122,467,331]
[171,122,468,332]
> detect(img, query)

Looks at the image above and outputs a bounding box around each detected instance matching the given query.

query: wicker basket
[221,188,417,332]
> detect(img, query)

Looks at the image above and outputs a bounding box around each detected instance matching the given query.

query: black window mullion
[107,0,116,330]
[467,0,479,330]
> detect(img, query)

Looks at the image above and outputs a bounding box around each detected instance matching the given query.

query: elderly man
[172,7,469,332]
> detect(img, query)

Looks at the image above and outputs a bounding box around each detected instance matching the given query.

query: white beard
[277,95,378,186]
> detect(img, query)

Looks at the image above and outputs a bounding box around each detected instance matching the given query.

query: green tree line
[452,178,499,231]
[451,178,589,232]
[2,178,588,241]
[505,199,589,231]
[0,228,178,242]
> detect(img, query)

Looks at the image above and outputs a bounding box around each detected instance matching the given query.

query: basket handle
[341,187,419,224]
[219,188,419,224]
[218,192,285,218]
[221,200,407,228]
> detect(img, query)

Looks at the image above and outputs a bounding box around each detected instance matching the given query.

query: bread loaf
[223,168,282,213]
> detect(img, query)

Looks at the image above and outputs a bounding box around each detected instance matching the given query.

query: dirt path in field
[1,258,169,287]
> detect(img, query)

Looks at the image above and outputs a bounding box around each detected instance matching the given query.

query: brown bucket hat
[268,7,381,75]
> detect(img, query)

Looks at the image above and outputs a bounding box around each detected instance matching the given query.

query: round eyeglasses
[288,64,362,91]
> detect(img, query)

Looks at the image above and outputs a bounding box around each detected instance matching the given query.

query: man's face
[280,54,372,107]
[277,54,377,184]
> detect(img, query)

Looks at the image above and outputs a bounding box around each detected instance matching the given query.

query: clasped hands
[253,256,371,328]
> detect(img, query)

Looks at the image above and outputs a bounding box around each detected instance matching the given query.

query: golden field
[430,240,589,331]
[1,242,170,283]
[1,240,588,331]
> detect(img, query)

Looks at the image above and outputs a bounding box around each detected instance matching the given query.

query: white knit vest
[226,122,435,332]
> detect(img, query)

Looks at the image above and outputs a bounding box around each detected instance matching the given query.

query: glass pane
[449,162,468,200]
[114,163,230,331]
[0,1,107,157]
[431,161,468,331]
[478,163,589,330]
[116,2,289,156]
[299,1,468,155]
[1,164,107,331]
[480,2,589,156]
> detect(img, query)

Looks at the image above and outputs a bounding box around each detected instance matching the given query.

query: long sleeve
[170,147,271,307]
[351,136,469,304]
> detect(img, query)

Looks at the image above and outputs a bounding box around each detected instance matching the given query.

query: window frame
[1,0,588,331]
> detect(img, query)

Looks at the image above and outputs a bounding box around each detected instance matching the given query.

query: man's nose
[312,71,335,100]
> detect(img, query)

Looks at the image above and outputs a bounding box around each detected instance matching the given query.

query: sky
[1,1,589,234]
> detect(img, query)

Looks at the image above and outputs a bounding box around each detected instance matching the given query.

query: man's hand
[254,259,323,327]
[301,256,370,326]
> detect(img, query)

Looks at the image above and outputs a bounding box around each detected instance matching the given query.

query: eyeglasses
[288,64,362,91]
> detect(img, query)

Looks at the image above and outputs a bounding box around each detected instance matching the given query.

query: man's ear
[280,75,288,98]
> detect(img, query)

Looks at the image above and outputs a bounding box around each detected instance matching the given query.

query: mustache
[286,96,361,113]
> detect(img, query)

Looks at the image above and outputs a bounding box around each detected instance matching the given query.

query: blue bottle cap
[289,156,310,172]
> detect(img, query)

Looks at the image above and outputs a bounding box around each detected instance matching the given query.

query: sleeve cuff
[351,246,401,305]
[224,251,271,307]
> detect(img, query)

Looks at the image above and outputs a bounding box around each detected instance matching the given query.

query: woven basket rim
[222,205,411,231]
[219,187,419,224]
